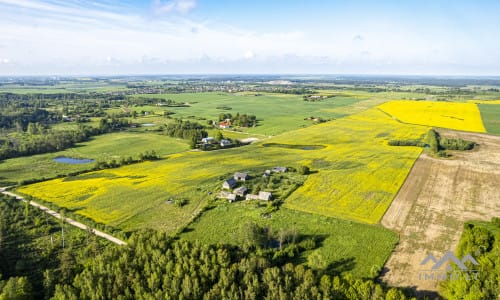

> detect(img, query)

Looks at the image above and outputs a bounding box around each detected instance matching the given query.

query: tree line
[0,195,415,299]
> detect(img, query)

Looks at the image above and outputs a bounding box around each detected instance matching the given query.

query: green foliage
[0,195,109,299]
[440,218,500,299]
[439,137,475,151]
[298,165,310,175]
[181,204,399,279]
[50,230,412,299]
[426,129,440,153]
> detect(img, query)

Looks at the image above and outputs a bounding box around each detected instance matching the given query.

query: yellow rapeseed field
[378,100,486,132]
[18,105,430,228]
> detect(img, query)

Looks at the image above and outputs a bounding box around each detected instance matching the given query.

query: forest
[0,194,413,299]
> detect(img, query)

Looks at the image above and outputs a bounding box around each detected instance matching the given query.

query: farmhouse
[263,170,271,177]
[233,186,247,197]
[245,191,273,201]
[272,166,288,173]
[222,178,237,189]
[220,139,232,147]
[201,137,215,144]
[234,172,249,181]
[218,191,237,202]
[219,119,231,128]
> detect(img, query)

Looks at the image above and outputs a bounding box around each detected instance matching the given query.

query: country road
[0,188,126,246]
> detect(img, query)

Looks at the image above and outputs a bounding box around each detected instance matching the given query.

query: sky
[0,0,499,75]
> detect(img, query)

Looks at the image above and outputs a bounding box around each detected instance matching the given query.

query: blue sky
[0,0,499,75]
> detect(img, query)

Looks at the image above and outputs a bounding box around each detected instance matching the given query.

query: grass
[128,92,366,135]
[17,106,428,231]
[181,202,398,279]
[378,100,486,132]
[0,132,189,186]
[478,104,500,135]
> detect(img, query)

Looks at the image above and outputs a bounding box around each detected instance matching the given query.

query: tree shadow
[325,257,356,276]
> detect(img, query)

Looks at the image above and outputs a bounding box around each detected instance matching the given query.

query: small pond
[53,156,95,164]
[142,123,156,127]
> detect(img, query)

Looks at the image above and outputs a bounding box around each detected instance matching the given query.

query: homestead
[234,172,249,181]
[233,186,247,197]
[222,178,237,189]
[246,191,273,201]
[272,166,288,173]
[218,191,237,202]
[220,139,232,147]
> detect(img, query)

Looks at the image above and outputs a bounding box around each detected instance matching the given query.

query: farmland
[381,130,500,292]
[478,104,500,135]
[181,203,398,279]
[0,132,189,186]
[4,76,500,299]
[378,100,486,132]
[16,106,430,231]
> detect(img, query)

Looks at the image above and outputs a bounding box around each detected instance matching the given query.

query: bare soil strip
[0,188,126,246]
[381,130,500,294]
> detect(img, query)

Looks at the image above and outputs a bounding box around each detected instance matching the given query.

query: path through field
[381,130,500,296]
[0,188,127,246]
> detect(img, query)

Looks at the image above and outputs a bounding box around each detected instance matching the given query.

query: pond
[262,143,326,150]
[142,123,156,127]
[53,156,95,164]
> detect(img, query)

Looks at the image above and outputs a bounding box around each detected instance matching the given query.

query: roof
[233,186,247,194]
[272,166,287,172]
[258,191,272,200]
[234,172,248,178]
[223,178,237,188]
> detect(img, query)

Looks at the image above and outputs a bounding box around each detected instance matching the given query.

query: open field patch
[381,130,500,293]
[0,132,189,186]
[17,107,428,230]
[181,203,398,279]
[477,104,500,135]
[378,100,486,132]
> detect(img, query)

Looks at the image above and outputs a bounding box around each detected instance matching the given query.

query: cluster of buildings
[218,167,288,203]
[201,137,232,147]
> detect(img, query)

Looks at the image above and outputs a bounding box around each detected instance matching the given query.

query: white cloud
[152,0,196,15]
[0,58,9,64]
[244,50,255,59]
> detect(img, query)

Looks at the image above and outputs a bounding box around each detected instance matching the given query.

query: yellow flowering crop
[378,100,486,132]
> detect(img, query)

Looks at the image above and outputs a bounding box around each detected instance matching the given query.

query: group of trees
[52,230,411,300]
[0,118,131,160]
[163,119,208,149]
[218,112,258,127]
[389,129,475,157]
[441,218,500,299]
[0,194,415,299]
[0,195,108,299]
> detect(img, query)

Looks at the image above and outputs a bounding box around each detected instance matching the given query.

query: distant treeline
[0,118,130,160]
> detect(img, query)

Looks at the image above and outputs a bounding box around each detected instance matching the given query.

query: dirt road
[381,130,500,295]
[1,189,127,246]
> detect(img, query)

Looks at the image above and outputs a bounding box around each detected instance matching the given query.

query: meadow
[17,106,428,231]
[181,203,398,279]
[128,92,366,135]
[0,132,189,186]
[478,104,500,135]
[378,100,486,132]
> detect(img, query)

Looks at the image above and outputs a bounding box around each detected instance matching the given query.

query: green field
[478,104,500,135]
[129,92,367,135]
[17,106,428,232]
[181,203,398,278]
[0,132,189,186]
